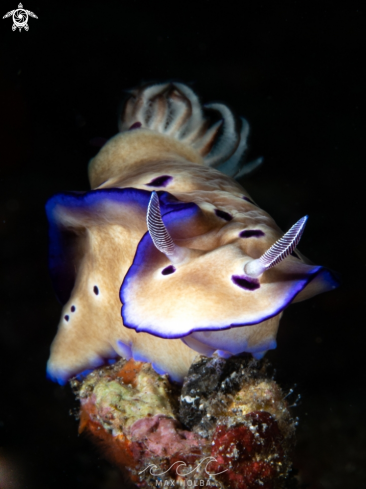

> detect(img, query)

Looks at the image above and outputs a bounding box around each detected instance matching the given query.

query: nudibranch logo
[3,3,38,31]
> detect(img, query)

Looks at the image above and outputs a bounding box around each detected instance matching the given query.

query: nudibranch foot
[47,81,339,384]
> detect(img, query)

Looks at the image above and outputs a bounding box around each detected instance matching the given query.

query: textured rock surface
[72,355,298,488]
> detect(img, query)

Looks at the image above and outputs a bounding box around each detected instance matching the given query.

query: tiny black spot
[243,196,255,205]
[64,315,69,322]
[215,209,233,221]
[232,275,260,291]
[239,230,265,238]
[162,265,176,275]
[291,251,300,259]
[71,305,76,312]
[129,121,142,130]
[146,175,173,187]
[93,286,99,295]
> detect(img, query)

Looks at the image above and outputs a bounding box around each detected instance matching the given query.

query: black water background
[0,1,365,488]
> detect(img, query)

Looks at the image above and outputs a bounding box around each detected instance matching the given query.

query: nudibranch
[46,82,339,385]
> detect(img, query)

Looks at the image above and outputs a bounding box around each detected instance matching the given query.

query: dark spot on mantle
[243,196,255,205]
[129,122,142,130]
[71,305,76,312]
[239,230,265,238]
[232,275,260,291]
[162,265,176,275]
[146,175,173,187]
[93,286,99,295]
[64,315,69,322]
[215,209,233,221]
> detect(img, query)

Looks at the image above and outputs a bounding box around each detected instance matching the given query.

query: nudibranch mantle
[46,82,339,385]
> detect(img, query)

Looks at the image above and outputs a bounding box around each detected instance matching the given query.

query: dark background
[0,1,365,488]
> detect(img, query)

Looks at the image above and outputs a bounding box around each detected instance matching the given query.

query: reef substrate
[72,355,298,489]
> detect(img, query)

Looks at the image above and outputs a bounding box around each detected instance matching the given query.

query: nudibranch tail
[46,81,339,385]
[245,216,308,278]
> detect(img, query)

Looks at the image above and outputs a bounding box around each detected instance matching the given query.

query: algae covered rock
[73,356,298,489]
[78,359,177,431]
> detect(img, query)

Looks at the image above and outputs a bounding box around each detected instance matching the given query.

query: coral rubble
[72,356,297,488]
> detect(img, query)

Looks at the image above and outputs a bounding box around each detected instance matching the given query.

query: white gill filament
[164,93,191,135]
[234,156,263,180]
[173,83,203,138]
[147,191,189,265]
[216,117,249,177]
[244,216,308,278]
[203,103,239,167]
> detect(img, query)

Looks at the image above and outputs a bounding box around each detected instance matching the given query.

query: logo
[139,457,228,486]
[3,3,38,31]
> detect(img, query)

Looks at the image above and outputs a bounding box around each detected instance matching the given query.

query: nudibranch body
[46,82,339,385]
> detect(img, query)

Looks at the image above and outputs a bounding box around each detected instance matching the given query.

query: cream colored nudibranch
[46,82,339,385]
